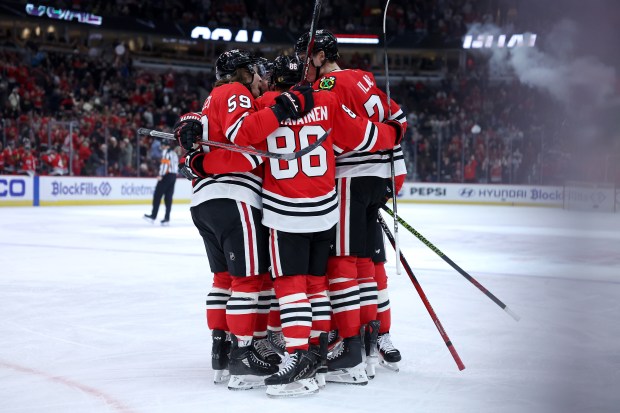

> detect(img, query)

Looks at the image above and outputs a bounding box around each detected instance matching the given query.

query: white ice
[1,203,619,413]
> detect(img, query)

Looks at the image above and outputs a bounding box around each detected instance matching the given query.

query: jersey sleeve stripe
[226,112,249,143]
[354,121,378,152]
[242,152,263,169]
[389,110,407,124]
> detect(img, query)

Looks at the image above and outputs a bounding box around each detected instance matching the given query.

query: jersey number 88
[267,125,328,180]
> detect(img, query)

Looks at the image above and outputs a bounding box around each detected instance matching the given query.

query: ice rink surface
[1,203,619,413]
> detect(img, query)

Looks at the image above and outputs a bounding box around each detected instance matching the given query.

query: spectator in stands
[0,141,4,174]
[18,143,36,175]
[2,140,17,174]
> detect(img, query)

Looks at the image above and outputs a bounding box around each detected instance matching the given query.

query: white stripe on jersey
[226,112,249,143]
[191,172,263,208]
[261,188,339,233]
[389,108,406,123]
[352,120,378,152]
[335,146,407,179]
[242,152,263,169]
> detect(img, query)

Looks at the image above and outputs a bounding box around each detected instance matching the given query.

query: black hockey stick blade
[380,204,520,321]
[137,127,330,161]
[300,0,323,85]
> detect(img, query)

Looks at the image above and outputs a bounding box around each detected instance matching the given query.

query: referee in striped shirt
[144,140,179,226]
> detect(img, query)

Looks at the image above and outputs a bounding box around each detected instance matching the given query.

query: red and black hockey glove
[179,149,207,180]
[174,112,203,150]
[383,119,405,145]
[271,85,314,122]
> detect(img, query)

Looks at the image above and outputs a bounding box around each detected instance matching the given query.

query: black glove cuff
[270,104,289,123]
[188,152,208,178]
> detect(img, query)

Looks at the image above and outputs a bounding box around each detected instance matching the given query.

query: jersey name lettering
[281,106,329,126]
[356,74,375,94]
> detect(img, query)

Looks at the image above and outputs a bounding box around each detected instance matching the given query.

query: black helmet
[295,29,339,61]
[255,56,273,79]
[272,55,303,88]
[215,49,255,81]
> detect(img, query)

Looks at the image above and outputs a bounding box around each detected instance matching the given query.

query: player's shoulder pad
[318,75,336,91]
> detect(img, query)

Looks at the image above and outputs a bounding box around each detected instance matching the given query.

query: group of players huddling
[173,30,408,398]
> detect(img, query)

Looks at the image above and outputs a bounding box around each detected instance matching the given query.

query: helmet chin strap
[308,55,326,82]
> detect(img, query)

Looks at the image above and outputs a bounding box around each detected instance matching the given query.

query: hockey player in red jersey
[296,30,407,379]
[181,54,405,396]
[173,49,313,390]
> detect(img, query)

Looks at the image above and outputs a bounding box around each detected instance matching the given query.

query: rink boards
[1,175,618,210]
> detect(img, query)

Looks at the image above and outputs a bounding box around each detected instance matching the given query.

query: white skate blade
[365,355,378,379]
[213,369,230,384]
[266,378,319,398]
[326,363,368,385]
[227,374,266,390]
[379,359,399,372]
[316,372,326,388]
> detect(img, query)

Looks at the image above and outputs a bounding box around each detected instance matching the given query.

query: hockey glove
[383,119,405,145]
[270,85,314,122]
[179,149,208,180]
[174,112,203,150]
[383,175,406,204]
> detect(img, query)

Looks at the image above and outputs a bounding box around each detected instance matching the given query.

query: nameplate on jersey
[318,76,336,91]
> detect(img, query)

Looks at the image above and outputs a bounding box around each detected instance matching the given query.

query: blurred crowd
[0,46,207,177]
[2,0,616,184]
[0,44,581,184]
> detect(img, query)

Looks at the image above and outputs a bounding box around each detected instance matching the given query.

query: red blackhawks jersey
[314,69,407,179]
[197,90,399,233]
[190,82,279,209]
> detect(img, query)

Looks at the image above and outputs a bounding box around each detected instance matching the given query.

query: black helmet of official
[215,49,255,81]
[272,55,303,88]
[295,29,339,61]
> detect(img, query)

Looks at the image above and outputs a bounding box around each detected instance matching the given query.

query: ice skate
[377,332,401,372]
[228,336,279,390]
[265,350,320,398]
[143,214,155,223]
[267,329,286,355]
[160,218,170,226]
[313,332,329,388]
[364,320,380,379]
[253,337,282,364]
[325,335,368,385]
[211,329,231,384]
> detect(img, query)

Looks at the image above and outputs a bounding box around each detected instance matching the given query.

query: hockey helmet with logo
[271,55,303,88]
[215,49,256,80]
[295,29,339,61]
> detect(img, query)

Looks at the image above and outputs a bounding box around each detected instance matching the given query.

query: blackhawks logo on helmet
[319,76,336,90]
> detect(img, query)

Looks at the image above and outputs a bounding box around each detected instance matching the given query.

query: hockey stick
[382,0,401,275]
[300,0,322,84]
[137,128,331,161]
[378,213,466,371]
[381,205,520,321]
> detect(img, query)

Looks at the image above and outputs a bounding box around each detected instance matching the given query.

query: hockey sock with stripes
[254,273,273,339]
[326,256,361,338]
[306,275,331,346]
[374,262,391,333]
[206,271,232,331]
[273,275,311,352]
[226,275,262,342]
[357,257,378,326]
